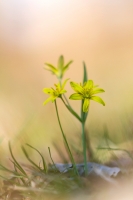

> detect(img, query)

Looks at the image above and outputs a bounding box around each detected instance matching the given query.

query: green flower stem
[81,119,88,176]
[63,94,71,107]
[59,78,71,107]
[81,98,89,176]
[54,100,79,176]
[61,97,82,123]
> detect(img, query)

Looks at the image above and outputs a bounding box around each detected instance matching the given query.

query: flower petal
[70,82,84,93]
[90,88,105,95]
[93,85,99,88]
[83,98,90,112]
[58,55,64,70]
[54,83,61,91]
[43,88,53,94]
[62,78,69,89]
[69,93,83,100]
[90,96,105,106]
[62,60,73,75]
[43,96,55,105]
[45,63,58,74]
[84,80,93,89]
[60,89,67,94]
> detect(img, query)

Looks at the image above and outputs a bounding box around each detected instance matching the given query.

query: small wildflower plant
[43,55,105,176]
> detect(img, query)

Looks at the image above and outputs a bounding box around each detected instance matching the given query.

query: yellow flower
[69,80,105,112]
[45,55,73,79]
[43,79,68,105]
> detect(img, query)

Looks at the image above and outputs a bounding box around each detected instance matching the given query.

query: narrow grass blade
[8,142,28,177]
[0,163,15,173]
[98,147,133,160]
[0,175,8,180]
[0,162,27,186]
[21,146,43,172]
[26,143,47,173]
[48,147,58,172]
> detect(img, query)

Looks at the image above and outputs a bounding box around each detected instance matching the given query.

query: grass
[0,119,133,200]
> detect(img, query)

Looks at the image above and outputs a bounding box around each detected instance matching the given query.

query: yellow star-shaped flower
[43,79,69,105]
[69,80,105,112]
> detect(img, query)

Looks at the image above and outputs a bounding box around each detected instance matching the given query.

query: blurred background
[0,0,133,162]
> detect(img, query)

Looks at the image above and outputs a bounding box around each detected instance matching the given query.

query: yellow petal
[90,88,105,96]
[83,98,90,112]
[90,96,105,106]
[43,88,53,94]
[43,96,54,105]
[62,78,69,89]
[69,93,83,100]
[84,80,93,89]
[70,82,84,94]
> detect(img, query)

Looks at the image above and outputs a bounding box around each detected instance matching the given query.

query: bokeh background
[0,0,133,161]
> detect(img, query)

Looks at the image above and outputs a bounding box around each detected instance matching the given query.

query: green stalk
[54,100,79,176]
[81,62,88,176]
[81,119,88,176]
[81,100,88,176]
[59,78,71,107]
[59,79,82,122]
[61,97,82,123]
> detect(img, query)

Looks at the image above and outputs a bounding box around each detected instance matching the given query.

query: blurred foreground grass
[0,110,133,199]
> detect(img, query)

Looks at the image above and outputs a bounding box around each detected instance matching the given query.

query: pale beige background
[0,0,133,152]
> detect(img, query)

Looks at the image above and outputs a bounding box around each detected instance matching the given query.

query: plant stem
[59,78,71,107]
[81,113,88,176]
[61,97,82,123]
[54,100,79,176]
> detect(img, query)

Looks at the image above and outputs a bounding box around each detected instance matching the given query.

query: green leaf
[65,104,82,122]
[83,62,88,83]
[91,96,105,106]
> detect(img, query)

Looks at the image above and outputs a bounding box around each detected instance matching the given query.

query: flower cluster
[43,55,105,113]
